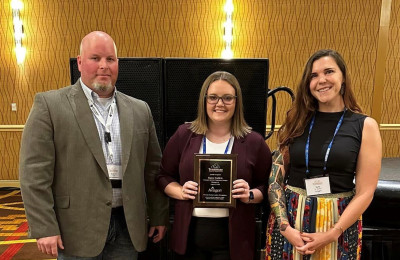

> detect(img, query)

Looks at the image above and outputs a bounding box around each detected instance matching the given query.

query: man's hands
[37,226,168,257]
[148,226,167,243]
[37,235,64,257]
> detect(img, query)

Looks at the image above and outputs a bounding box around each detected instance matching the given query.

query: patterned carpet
[0,188,167,260]
[0,188,54,260]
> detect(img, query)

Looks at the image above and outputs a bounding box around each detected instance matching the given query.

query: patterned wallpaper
[0,0,398,180]
[384,0,400,123]
[381,0,400,156]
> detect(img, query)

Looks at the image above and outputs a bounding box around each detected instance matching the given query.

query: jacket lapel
[189,133,203,154]
[232,135,246,196]
[231,136,245,154]
[67,81,108,176]
[116,93,133,176]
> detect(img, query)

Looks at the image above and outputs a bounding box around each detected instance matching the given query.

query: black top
[287,110,367,193]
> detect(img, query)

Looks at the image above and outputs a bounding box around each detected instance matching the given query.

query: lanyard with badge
[202,136,232,154]
[304,109,346,196]
[88,98,122,181]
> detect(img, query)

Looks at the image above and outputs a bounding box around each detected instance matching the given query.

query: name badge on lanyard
[89,98,116,162]
[107,164,122,180]
[305,176,331,196]
[304,109,346,196]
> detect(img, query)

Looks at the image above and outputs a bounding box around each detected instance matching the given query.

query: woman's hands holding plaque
[232,179,251,203]
[181,181,198,200]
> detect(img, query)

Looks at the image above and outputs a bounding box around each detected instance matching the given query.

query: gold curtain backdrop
[0,0,399,181]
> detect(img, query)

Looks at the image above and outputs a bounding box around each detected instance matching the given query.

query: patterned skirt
[266,185,362,260]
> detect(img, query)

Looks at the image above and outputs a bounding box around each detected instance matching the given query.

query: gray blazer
[19,81,169,257]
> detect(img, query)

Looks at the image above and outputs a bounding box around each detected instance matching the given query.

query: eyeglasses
[205,94,237,105]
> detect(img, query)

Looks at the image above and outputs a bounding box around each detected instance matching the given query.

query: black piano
[362,158,400,260]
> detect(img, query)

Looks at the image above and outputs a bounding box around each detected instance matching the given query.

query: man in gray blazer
[19,31,169,259]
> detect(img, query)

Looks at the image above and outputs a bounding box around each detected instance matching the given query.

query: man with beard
[19,31,168,259]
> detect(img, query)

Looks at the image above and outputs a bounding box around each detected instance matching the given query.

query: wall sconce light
[221,0,234,59]
[11,0,26,64]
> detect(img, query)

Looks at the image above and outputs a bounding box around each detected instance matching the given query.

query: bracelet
[333,226,344,234]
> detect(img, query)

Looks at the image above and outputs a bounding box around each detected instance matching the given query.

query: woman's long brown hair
[278,49,363,150]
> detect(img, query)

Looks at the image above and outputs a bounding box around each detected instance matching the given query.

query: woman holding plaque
[266,49,382,259]
[157,71,272,260]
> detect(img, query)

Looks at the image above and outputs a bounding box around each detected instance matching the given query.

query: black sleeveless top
[287,110,367,193]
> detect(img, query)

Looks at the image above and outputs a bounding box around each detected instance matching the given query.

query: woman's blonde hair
[189,71,251,138]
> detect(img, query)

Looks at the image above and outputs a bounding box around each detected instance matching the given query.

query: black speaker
[163,58,269,143]
[70,58,164,148]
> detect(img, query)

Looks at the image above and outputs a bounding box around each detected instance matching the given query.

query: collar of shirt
[80,78,117,108]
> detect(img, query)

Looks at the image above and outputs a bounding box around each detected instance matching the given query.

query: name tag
[305,176,331,196]
[107,164,122,179]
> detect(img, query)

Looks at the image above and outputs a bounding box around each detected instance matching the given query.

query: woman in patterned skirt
[266,49,382,259]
